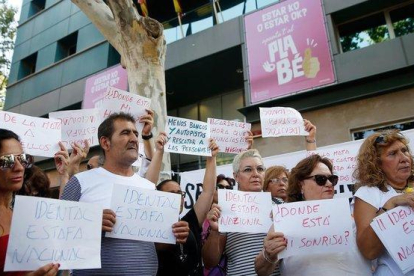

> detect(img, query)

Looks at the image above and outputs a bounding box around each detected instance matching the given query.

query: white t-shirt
[74,167,155,209]
[354,185,414,276]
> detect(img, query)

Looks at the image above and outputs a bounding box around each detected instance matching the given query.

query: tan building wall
[253,87,414,158]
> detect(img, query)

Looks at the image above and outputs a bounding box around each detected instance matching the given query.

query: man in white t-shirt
[61,112,189,276]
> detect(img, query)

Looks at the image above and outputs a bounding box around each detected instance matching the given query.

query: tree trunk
[72,0,170,175]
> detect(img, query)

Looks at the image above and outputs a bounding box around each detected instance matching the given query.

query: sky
[7,0,22,21]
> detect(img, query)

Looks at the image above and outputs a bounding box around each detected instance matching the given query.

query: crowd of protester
[1,110,413,276]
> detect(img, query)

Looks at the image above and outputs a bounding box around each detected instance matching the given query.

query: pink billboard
[244,0,335,104]
[82,64,128,109]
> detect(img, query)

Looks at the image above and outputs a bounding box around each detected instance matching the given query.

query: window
[28,0,46,17]
[338,13,390,53]
[336,2,414,53]
[18,53,37,80]
[352,121,414,140]
[390,3,414,37]
[55,32,78,62]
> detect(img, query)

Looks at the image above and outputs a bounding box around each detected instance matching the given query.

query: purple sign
[244,0,335,104]
[83,64,128,109]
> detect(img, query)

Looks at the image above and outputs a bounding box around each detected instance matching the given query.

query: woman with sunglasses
[353,130,414,276]
[0,129,59,276]
[255,154,371,276]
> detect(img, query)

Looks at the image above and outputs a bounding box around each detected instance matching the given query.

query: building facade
[5,0,414,186]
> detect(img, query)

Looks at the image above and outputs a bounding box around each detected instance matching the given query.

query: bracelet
[262,249,278,264]
[305,138,316,143]
[142,132,153,140]
[376,206,388,214]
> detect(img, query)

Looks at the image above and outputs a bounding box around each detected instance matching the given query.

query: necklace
[390,184,408,193]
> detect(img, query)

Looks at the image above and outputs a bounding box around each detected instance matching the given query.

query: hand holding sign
[303,48,320,78]
[263,225,287,263]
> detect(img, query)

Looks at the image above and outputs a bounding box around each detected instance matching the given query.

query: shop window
[28,0,46,17]
[390,3,414,37]
[18,52,37,80]
[352,121,414,140]
[338,12,390,53]
[55,32,78,62]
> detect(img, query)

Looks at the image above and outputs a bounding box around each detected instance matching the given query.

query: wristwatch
[142,132,153,140]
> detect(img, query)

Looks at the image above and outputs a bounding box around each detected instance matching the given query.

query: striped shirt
[225,232,280,276]
[61,168,158,276]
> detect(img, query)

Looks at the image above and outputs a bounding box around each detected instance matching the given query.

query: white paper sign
[107,184,181,244]
[218,190,273,233]
[5,196,102,271]
[101,87,151,134]
[259,107,309,137]
[49,108,100,148]
[371,206,414,274]
[307,139,363,199]
[208,118,251,154]
[0,111,61,157]
[165,116,211,157]
[273,198,353,258]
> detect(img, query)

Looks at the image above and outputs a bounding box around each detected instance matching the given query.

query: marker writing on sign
[11,246,85,263]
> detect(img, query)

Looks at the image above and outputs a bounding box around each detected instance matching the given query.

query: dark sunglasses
[216,184,233,190]
[374,132,404,145]
[304,174,339,186]
[0,154,34,170]
[86,164,93,170]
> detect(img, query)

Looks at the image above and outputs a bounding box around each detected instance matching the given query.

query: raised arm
[202,204,227,269]
[304,119,317,151]
[193,139,218,227]
[145,132,167,184]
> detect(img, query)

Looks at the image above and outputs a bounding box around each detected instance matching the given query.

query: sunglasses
[269,177,288,185]
[304,174,339,186]
[374,132,404,145]
[0,154,34,170]
[216,184,233,190]
[86,164,94,170]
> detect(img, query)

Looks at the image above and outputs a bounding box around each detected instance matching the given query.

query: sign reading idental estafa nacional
[245,0,335,103]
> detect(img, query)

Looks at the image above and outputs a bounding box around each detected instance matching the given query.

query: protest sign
[307,139,363,198]
[245,0,335,103]
[260,107,308,137]
[107,184,181,244]
[5,196,102,271]
[83,64,128,109]
[49,109,100,148]
[165,116,211,157]
[371,206,414,274]
[0,111,61,157]
[100,87,151,134]
[208,118,251,154]
[273,198,353,258]
[218,189,273,233]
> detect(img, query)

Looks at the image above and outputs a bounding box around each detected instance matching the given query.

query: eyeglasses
[304,174,339,186]
[269,177,288,185]
[374,132,404,145]
[0,154,34,170]
[86,164,94,170]
[239,166,266,174]
[216,184,233,190]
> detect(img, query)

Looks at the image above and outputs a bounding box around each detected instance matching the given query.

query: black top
[157,208,203,276]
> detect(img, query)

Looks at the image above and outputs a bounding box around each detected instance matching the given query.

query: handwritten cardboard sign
[371,206,414,274]
[260,107,308,138]
[218,190,273,233]
[208,118,251,154]
[307,140,362,199]
[165,116,211,157]
[107,184,181,244]
[0,111,61,157]
[273,198,353,258]
[49,109,100,148]
[5,196,102,271]
[101,87,151,134]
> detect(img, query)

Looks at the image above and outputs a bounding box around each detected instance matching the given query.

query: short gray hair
[232,149,263,173]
